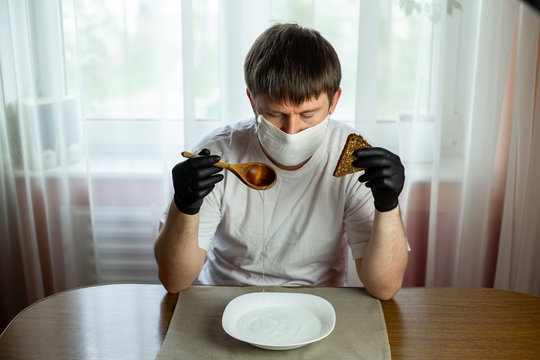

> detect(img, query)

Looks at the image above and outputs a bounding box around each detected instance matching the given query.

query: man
[154,23,408,300]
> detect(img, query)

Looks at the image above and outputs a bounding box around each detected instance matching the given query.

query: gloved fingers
[187,174,224,191]
[353,156,396,170]
[353,147,404,213]
[353,148,404,178]
[358,167,396,183]
[364,177,398,190]
[192,185,216,199]
[172,149,220,215]
[188,165,223,180]
[182,154,222,170]
[353,147,401,167]
[354,147,400,160]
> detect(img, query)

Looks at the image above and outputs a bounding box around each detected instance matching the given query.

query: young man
[154,23,408,300]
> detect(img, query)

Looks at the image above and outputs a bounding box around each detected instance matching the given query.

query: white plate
[222,292,336,350]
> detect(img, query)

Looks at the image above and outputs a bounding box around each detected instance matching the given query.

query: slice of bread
[333,134,372,177]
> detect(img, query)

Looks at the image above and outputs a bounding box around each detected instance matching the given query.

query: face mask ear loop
[254,110,261,129]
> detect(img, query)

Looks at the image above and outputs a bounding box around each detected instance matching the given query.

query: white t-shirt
[193,118,375,286]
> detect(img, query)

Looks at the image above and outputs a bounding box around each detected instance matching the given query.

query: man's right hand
[172,148,223,215]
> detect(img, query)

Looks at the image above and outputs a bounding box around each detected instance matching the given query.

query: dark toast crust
[332,134,372,177]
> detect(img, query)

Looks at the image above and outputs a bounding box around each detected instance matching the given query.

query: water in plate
[236,305,322,345]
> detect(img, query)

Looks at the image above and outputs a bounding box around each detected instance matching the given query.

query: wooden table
[0,284,538,359]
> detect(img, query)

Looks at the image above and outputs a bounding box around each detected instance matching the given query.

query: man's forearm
[356,205,408,300]
[154,200,206,293]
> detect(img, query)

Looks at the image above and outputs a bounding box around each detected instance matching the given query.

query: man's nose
[281,116,302,134]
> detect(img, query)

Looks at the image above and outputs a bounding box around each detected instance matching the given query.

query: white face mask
[256,114,328,166]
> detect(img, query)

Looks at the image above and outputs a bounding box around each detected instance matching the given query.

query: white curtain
[494,4,540,295]
[401,0,540,294]
[1,0,539,331]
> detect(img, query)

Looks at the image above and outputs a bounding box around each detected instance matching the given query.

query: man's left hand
[353,147,405,212]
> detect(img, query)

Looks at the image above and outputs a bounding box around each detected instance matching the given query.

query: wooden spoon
[181,151,277,190]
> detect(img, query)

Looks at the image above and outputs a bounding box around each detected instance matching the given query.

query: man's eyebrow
[300,106,324,114]
[262,104,324,114]
[300,109,319,114]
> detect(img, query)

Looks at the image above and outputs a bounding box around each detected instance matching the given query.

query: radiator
[67,205,160,285]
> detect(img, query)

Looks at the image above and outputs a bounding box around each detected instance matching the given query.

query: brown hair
[244,23,341,105]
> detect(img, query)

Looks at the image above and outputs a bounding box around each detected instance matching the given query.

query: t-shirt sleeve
[158,209,167,232]
[343,178,375,259]
[190,142,223,251]
[197,184,222,251]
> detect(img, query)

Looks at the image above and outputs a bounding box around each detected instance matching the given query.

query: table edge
[3,284,537,337]
[0,282,166,337]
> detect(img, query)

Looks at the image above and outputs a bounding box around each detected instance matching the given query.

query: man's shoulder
[194,119,255,153]
[326,119,363,149]
[328,118,357,134]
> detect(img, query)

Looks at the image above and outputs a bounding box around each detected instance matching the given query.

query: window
[58,0,462,176]
[0,0,465,287]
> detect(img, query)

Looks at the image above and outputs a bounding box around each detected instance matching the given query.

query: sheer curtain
[402,0,540,294]
[1,0,539,332]
[1,0,92,330]
[494,3,540,295]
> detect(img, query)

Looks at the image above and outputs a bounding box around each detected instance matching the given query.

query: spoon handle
[181,151,230,170]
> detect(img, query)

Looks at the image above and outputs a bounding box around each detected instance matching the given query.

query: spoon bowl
[181,151,277,190]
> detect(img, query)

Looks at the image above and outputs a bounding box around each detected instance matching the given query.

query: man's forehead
[255,93,329,111]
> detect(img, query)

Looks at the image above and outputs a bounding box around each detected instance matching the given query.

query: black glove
[353,147,405,212]
[172,149,224,215]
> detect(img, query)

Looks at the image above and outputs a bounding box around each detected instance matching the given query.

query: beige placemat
[157,286,391,360]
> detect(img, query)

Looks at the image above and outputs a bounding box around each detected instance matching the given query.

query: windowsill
[12,156,169,180]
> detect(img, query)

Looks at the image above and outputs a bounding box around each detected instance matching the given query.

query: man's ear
[246,88,256,113]
[329,88,342,115]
